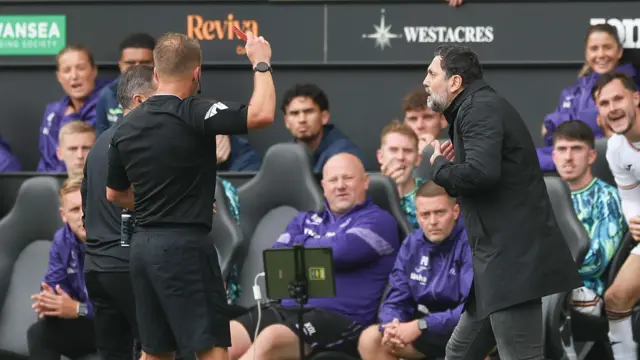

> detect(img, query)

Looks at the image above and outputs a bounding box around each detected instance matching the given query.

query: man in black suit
[422,44,582,359]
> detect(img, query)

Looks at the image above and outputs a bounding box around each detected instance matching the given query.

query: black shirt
[82,125,129,272]
[106,95,248,232]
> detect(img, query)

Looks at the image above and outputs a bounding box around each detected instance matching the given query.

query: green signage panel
[0,15,66,55]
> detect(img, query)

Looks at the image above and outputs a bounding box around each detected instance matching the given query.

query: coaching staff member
[82,64,157,360]
[423,44,582,359]
[106,32,275,360]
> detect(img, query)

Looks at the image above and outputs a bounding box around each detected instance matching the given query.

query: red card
[232,26,247,41]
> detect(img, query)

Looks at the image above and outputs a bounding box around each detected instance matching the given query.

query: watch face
[256,63,270,72]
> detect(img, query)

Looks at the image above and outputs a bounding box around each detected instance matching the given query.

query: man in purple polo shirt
[27,177,97,359]
[358,181,473,360]
[37,44,109,172]
[228,153,400,360]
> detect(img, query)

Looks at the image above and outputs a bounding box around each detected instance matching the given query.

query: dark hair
[117,65,156,110]
[402,87,429,113]
[552,120,595,149]
[434,44,483,85]
[591,72,638,101]
[120,33,156,52]
[56,44,95,69]
[281,83,329,112]
[579,24,622,77]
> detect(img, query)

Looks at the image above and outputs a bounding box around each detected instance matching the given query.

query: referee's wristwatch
[253,62,272,73]
[77,303,88,317]
[417,318,428,332]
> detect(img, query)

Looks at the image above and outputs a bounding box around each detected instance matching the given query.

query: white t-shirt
[606,134,640,222]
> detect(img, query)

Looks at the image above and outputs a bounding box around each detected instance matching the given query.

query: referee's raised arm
[179,31,276,136]
[244,31,276,129]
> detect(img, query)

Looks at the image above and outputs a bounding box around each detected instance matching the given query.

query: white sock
[609,316,638,360]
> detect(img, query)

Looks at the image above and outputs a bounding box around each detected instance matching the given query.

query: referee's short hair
[153,32,202,78]
[117,64,156,111]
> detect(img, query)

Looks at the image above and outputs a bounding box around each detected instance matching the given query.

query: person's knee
[605,282,636,311]
[26,321,44,347]
[229,321,251,360]
[254,324,297,350]
[358,325,383,358]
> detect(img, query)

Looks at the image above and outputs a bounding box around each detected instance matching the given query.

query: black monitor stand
[288,244,308,360]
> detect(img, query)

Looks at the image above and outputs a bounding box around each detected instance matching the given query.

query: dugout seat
[209,179,244,279]
[593,137,615,187]
[541,176,607,360]
[235,143,325,308]
[367,173,413,240]
[0,176,63,358]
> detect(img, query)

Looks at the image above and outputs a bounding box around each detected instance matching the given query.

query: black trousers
[85,271,138,360]
[27,317,96,360]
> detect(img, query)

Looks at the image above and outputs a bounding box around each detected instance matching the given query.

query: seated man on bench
[358,181,473,360]
[228,153,401,360]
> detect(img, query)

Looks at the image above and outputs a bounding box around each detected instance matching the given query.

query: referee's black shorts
[130,228,230,354]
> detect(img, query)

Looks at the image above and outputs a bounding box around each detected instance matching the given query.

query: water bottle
[121,211,134,247]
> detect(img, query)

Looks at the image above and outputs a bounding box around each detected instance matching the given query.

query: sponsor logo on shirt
[303,228,321,239]
[42,112,55,135]
[303,322,316,336]
[410,272,427,284]
[420,256,429,267]
[305,214,323,225]
[107,106,123,123]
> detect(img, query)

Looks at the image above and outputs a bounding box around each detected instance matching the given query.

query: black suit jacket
[432,79,582,318]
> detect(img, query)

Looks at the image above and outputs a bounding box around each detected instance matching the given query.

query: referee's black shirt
[106,95,248,233]
[82,125,129,272]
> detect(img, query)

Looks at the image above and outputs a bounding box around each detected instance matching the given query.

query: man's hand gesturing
[245,32,272,68]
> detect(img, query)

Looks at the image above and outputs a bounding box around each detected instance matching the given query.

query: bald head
[321,153,369,215]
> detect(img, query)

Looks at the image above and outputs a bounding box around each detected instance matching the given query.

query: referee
[82,64,157,360]
[105,32,275,360]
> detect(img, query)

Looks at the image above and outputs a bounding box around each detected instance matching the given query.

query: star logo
[362,9,403,51]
